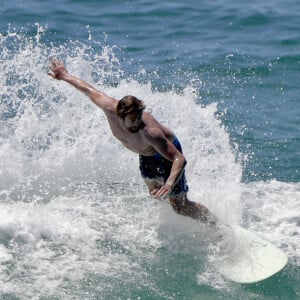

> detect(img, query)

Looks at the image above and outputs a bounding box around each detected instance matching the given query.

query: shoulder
[92,91,118,114]
[142,114,167,143]
[142,112,161,128]
[99,95,118,115]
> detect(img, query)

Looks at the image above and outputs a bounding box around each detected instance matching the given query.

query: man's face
[123,111,143,133]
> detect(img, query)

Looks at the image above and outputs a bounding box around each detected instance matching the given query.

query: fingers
[49,57,60,65]
[47,57,65,80]
[47,58,57,78]
[151,185,172,199]
[49,57,57,68]
[47,71,57,79]
[48,57,63,69]
[47,64,58,78]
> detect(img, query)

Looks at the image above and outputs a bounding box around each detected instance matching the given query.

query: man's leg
[169,194,216,224]
[144,177,215,223]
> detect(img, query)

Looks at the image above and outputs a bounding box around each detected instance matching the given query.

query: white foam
[242,180,300,264]
[1,28,298,297]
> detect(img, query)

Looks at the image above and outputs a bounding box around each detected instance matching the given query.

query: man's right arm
[48,58,117,112]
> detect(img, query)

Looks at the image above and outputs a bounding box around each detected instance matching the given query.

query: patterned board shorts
[139,137,189,196]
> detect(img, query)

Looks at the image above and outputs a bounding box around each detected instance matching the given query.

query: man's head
[116,96,146,133]
[116,95,146,118]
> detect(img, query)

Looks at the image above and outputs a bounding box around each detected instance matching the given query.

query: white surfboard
[212,225,288,284]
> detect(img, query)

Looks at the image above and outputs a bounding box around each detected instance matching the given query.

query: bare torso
[49,59,211,207]
[104,105,174,156]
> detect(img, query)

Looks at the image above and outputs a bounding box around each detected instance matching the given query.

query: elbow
[179,155,187,169]
[172,153,186,170]
[183,157,187,168]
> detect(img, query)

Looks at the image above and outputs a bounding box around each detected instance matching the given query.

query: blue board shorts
[139,137,189,196]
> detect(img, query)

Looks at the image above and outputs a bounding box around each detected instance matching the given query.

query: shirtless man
[48,58,214,222]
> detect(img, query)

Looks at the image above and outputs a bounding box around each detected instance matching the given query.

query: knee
[169,196,189,215]
[169,197,211,222]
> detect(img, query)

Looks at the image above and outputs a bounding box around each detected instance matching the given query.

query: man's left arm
[146,133,187,198]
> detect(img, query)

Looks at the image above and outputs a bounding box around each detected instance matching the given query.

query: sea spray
[0,27,284,298]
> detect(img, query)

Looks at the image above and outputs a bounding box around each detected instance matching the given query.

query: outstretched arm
[48,58,117,112]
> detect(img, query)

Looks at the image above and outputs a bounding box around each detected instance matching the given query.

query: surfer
[48,58,215,223]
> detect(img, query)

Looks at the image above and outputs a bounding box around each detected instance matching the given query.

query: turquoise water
[0,0,299,299]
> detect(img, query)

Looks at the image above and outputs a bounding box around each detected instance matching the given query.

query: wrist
[63,72,72,82]
[165,181,173,189]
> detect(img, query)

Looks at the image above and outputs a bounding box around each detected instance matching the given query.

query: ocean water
[0,0,299,299]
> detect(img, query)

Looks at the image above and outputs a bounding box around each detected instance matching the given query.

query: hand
[151,184,172,199]
[48,58,68,80]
